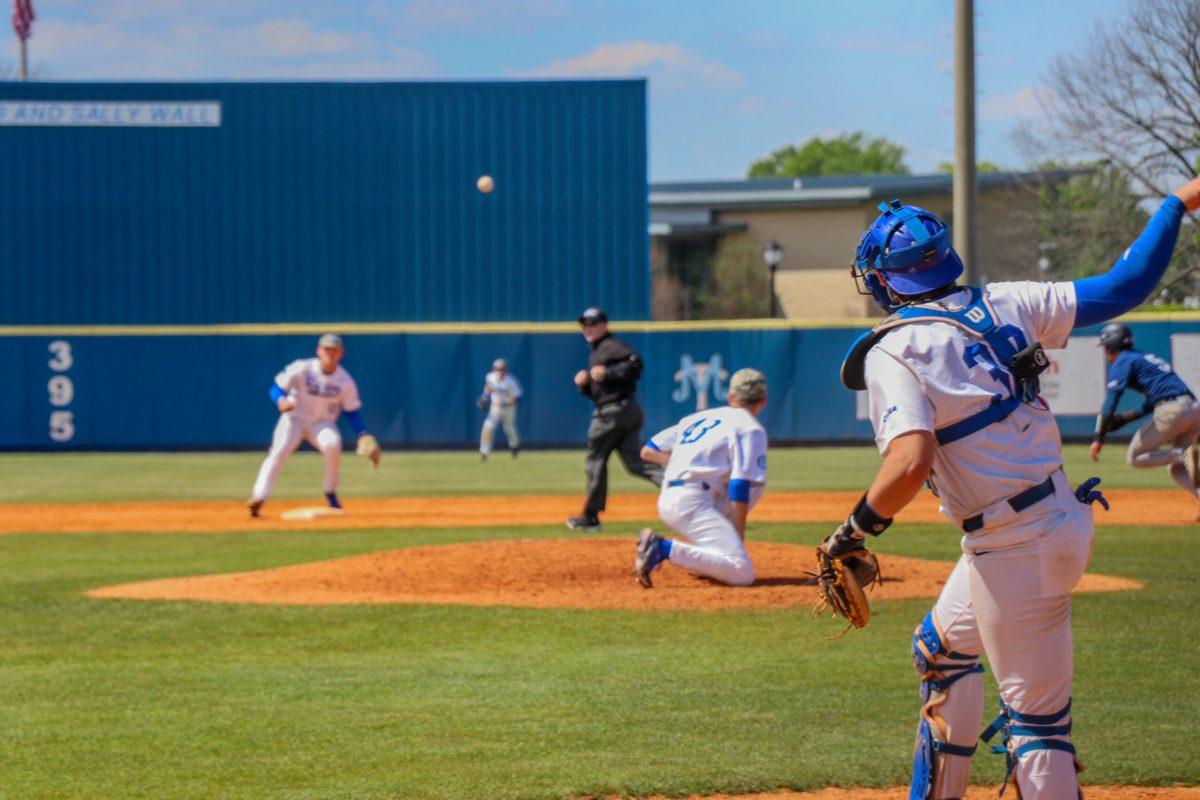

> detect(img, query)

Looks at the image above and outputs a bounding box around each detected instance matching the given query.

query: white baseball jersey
[485,371,522,406]
[651,405,768,510]
[274,358,362,424]
[864,281,1077,520]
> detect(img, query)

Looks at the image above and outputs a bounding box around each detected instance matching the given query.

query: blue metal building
[0,81,649,324]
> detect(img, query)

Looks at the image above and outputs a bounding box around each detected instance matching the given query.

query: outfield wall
[4,317,1200,450]
[0,81,649,324]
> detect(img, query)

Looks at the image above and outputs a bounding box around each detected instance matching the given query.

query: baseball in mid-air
[477,174,494,193]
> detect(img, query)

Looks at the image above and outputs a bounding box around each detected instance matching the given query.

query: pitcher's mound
[89,538,1142,610]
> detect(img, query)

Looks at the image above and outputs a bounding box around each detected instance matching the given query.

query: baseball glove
[812,545,882,635]
[356,434,382,469]
[475,395,489,411]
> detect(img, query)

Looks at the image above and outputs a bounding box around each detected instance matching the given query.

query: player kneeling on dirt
[247,334,381,517]
[633,368,767,588]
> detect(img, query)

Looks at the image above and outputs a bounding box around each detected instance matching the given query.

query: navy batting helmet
[1098,323,1134,352]
[852,200,963,312]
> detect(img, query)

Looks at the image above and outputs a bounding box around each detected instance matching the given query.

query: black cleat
[247,498,263,518]
[566,515,602,532]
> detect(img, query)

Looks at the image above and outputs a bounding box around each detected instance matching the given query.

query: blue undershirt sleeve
[343,409,367,436]
[729,479,751,504]
[1072,196,1187,329]
[268,383,287,404]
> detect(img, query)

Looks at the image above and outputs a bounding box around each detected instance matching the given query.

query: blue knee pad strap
[981,696,1076,795]
[910,612,984,800]
[911,718,978,800]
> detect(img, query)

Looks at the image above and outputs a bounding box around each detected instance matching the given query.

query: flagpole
[19,35,27,80]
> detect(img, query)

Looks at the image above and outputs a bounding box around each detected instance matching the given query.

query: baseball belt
[961,473,1057,533]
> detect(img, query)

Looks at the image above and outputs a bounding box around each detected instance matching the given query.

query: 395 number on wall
[47,340,74,443]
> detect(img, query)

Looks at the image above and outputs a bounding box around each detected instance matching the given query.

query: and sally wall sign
[0,101,221,127]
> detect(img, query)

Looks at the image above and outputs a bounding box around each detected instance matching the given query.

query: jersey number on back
[960,324,1028,398]
[680,418,722,444]
[1144,353,1174,374]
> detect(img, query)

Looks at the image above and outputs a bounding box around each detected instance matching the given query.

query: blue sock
[325,492,341,509]
[657,538,673,559]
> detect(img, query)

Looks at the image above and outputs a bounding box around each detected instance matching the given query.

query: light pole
[761,240,783,319]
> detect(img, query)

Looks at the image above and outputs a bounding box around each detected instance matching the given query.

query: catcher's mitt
[356,433,382,469]
[812,546,882,635]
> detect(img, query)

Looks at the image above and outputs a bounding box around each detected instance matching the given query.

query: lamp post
[762,240,783,318]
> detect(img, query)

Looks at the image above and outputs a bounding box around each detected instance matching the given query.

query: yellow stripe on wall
[1,310,1197,337]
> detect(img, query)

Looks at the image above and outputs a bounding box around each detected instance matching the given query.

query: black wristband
[849,494,892,536]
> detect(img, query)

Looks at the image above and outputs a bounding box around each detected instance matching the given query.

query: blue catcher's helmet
[852,200,964,312]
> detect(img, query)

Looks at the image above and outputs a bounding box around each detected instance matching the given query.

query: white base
[281,506,347,521]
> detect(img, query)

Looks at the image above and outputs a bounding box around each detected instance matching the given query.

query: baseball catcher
[830,174,1200,800]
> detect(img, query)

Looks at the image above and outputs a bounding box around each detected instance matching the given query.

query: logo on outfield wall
[0,101,221,127]
[673,354,729,411]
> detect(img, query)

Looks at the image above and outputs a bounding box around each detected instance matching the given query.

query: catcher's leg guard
[910,611,985,800]
[981,696,1083,799]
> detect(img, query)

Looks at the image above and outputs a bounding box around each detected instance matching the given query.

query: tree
[747,131,909,179]
[1035,163,1148,280]
[1029,0,1200,299]
[936,161,1006,174]
[694,236,773,319]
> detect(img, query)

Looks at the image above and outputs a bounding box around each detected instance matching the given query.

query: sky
[12,0,1133,181]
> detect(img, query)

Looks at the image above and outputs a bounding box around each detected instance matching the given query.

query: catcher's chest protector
[840,287,1048,446]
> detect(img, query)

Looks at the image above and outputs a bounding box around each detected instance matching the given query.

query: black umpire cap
[578,307,608,326]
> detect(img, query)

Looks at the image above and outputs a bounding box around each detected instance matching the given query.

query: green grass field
[0,447,1197,799]
[0,443,1177,504]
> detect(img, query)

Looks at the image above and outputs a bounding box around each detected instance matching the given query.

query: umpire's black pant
[583,399,663,517]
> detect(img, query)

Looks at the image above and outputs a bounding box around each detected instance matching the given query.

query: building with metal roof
[649,170,1083,319]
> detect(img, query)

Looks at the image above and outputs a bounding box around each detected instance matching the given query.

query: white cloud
[981,86,1048,121]
[736,96,767,115]
[30,16,435,80]
[253,19,366,58]
[524,41,742,90]
[363,0,570,31]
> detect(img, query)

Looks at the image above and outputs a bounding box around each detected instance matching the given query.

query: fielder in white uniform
[247,334,380,517]
[479,358,522,460]
[827,180,1199,800]
[633,368,767,588]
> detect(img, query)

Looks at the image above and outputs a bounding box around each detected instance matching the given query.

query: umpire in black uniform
[568,308,664,531]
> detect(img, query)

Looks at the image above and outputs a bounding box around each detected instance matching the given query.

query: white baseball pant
[251,415,342,501]
[656,485,755,586]
[1126,395,1200,498]
[480,403,520,456]
[916,471,1093,800]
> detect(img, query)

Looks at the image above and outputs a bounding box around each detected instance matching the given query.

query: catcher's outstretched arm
[1071,174,1200,329]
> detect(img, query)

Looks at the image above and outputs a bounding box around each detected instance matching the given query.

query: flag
[12,0,33,41]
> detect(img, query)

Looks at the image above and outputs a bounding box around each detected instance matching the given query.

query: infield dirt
[89,537,1141,609]
[4,487,1196,534]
